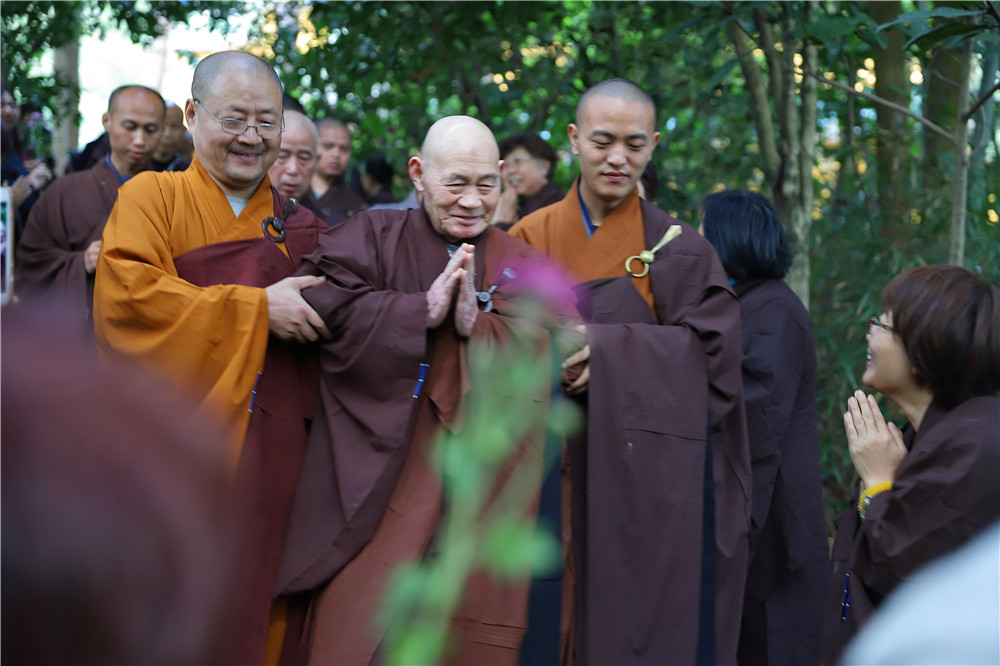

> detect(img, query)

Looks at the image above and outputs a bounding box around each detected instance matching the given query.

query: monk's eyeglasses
[868,316,894,335]
[194,99,284,140]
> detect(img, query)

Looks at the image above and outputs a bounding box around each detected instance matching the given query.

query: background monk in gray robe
[17,85,165,328]
[277,115,580,665]
[511,78,751,665]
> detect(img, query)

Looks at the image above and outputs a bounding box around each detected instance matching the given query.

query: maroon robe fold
[734,278,828,666]
[174,190,322,666]
[277,206,578,665]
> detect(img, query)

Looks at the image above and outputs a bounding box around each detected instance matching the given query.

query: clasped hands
[844,389,907,490]
[426,244,480,337]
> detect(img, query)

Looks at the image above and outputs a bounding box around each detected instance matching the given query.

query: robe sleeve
[851,416,1000,602]
[16,181,91,309]
[93,176,270,441]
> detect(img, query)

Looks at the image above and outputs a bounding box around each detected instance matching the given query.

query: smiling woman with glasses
[823,265,1000,663]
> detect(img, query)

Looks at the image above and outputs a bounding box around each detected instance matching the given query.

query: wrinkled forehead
[426,146,500,181]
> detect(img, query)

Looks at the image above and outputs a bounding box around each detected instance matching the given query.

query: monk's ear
[101,112,112,133]
[567,124,580,156]
[652,131,661,149]
[408,155,425,191]
[184,99,198,132]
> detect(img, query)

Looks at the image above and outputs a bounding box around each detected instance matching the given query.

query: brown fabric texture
[277,207,578,664]
[821,395,1000,665]
[16,158,121,320]
[733,278,829,666]
[511,182,751,665]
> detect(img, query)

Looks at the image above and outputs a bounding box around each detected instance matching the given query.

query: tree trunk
[791,1,819,311]
[52,40,80,176]
[948,40,972,267]
[868,1,911,237]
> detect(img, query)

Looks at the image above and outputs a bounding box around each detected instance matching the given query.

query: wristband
[857,482,892,520]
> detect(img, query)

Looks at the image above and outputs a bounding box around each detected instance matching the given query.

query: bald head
[269,110,318,200]
[421,116,499,168]
[576,78,656,127]
[285,110,318,147]
[191,51,282,101]
[409,115,502,243]
[108,85,165,118]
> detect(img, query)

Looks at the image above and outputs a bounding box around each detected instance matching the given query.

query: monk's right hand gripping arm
[265,275,332,343]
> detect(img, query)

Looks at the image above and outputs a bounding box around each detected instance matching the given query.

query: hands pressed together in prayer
[84,240,102,274]
[426,243,478,337]
[493,184,519,226]
[844,389,907,489]
[266,275,332,343]
[561,324,590,396]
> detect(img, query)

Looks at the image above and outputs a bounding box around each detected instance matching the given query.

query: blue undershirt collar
[104,155,130,186]
[577,184,598,238]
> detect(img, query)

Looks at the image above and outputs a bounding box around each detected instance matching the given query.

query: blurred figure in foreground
[1,306,233,665]
[700,189,828,666]
[493,133,562,231]
[840,520,1000,666]
[822,265,1000,664]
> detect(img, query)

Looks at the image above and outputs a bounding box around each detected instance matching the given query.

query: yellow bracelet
[857,482,892,520]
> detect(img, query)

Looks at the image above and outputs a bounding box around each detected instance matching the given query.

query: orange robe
[94,156,281,457]
[93,156,325,665]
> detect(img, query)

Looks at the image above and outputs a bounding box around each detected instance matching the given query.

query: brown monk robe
[276,115,580,665]
[511,78,749,665]
[276,205,579,665]
[17,84,166,324]
[513,182,750,664]
[821,395,1000,664]
[94,51,331,666]
[17,158,122,317]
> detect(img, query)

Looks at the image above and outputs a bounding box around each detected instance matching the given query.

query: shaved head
[421,115,499,168]
[191,51,283,101]
[186,50,284,199]
[316,117,349,132]
[108,85,165,119]
[576,77,656,127]
[409,115,502,242]
[285,110,318,147]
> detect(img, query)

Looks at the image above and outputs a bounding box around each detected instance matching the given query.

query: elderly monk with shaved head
[268,110,318,201]
[17,85,165,327]
[93,51,330,665]
[274,115,580,664]
[510,78,751,665]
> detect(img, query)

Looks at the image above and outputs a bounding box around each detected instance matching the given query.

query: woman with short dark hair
[700,189,829,666]
[493,133,563,231]
[822,265,1000,664]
